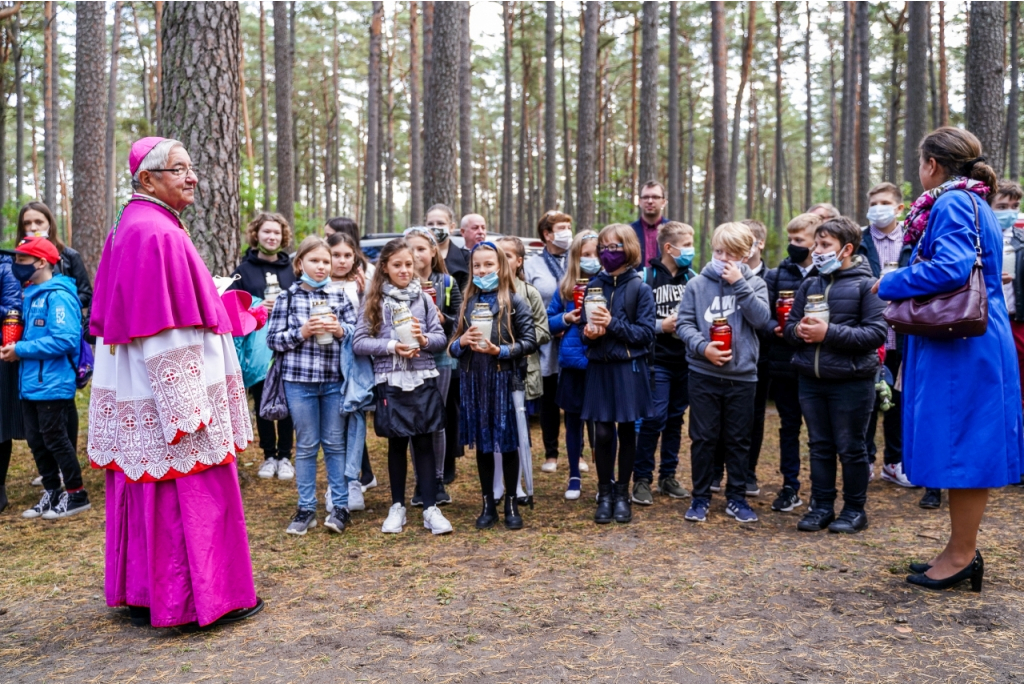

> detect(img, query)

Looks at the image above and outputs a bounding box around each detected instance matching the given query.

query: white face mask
[866,205,896,229]
[552,229,573,250]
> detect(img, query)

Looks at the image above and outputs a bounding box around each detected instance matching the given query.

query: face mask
[787,244,811,264]
[300,272,331,289]
[995,209,1018,231]
[599,250,628,272]
[670,245,695,268]
[866,204,897,228]
[812,250,842,275]
[258,243,281,256]
[552,229,573,250]
[709,257,729,276]
[431,227,450,244]
[11,262,38,285]
[580,256,601,275]
[473,271,499,292]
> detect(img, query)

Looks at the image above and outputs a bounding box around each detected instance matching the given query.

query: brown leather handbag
[883,191,989,339]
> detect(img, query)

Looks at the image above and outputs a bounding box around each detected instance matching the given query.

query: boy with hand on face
[0,237,88,520]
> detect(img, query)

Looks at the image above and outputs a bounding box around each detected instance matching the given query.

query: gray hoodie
[675,262,771,382]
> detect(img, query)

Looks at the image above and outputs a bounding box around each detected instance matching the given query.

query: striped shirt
[870,224,903,350]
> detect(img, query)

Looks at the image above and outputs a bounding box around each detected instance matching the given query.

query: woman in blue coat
[877,127,1024,592]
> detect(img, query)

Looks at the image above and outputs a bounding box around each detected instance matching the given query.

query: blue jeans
[284,381,348,512]
[634,364,689,482]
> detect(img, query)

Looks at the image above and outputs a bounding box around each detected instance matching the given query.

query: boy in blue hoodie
[0,237,88,520]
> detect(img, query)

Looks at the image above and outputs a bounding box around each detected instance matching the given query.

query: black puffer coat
[762,257,815,379]
[783,256,887,380]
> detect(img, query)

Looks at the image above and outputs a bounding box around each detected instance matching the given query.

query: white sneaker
[360,476,378,493]
[348,480,365,511]
[23,490,59,519]
[881,462,916,488]
[541,461,557,473]
[257,458,279,479]
[579,460,589,473]
[31,475,43,487]
[276,459,295,481]
[382,503,406,533]
[423,505,453,535]
[565,477,582,500]
[868,464,876,482]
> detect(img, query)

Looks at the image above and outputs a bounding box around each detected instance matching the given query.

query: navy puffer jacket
[579,268,656,363]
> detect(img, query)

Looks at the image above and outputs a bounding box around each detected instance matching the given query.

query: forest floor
[3,399,1024,683]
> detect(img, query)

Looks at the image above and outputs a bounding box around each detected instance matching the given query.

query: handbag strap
[959,190,984,267]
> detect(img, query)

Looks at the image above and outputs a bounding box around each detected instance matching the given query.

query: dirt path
[3,405,1024,683]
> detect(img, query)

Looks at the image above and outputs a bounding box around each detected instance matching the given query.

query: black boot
[503,492,523,530]
[594,483,614,524]
[475,494,498,529]
[613,482,633,523]
[128,606,151,627]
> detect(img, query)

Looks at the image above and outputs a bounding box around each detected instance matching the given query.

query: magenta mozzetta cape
[90,197,232,344]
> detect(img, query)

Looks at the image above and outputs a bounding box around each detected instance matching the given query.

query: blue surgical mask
[473,271,499,292]
[671,245,695,268]
[709,257,728,275]
[580,256,601,275]
[995,209,1018,231]
[866,204,897,229]
[812,250,841,275]
[300,273,331,289]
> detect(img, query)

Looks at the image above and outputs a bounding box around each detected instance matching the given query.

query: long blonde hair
[559,230,598,303]
[452,243,517,346]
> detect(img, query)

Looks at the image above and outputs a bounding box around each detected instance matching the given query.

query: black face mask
[787,244,811,264]
[11,261,38,285]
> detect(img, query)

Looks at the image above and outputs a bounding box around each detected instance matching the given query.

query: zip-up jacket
[762,257,816,379]
[783,256,887,380]
[14,275,82,401]
[450,291,538,382]
[547,287,588,370]
[641,258,696,368]
[580,268,656,363]
[229,248,297,299]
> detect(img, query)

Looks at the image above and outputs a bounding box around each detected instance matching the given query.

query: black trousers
[249,380,294,460]
[540,374,561,460]
[689,372,755,501]
[715,365,770,485]
[24,399,83,492]
[866,349,903,466]
[388,434,436,508]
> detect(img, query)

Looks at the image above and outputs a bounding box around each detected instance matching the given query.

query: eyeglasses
[597,242,624,253]
[150,166,199,178]
[640,195,664,202]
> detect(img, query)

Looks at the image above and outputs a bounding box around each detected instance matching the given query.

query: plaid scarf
[902,177,990,246]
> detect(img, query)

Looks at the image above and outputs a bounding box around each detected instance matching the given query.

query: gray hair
[131,139,185,190]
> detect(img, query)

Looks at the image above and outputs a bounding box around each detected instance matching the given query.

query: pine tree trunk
[560,4,573,217]
[710,1,731,226]
[73,1,107,275]
[729,2,755,211]
[927,4,938,131]
[965,2,1006,174]
[105,2,123,226]
[161,1,241,275]
[500,1,513,232]
[828,30,838,204]
[1010,2,1020,180]
[837,3,856,216]
[13,14,23,206]
[699,136,713,262]
[43,1,56,210]
[154,1,163,131]
[638,0,658,191]
[328,12,341,219]
[409,1,422,223]
[259,3,271,209]
[686,71,696,225]
[884,7,907,185]
[629,15,638,200]
[273,1,294,226]
[666,1,680,222]
[422,0,434,183]
[517,6,530,235]
[938,3,948,127]
[289,3,298,206]
[804,3,812,208]
[458,2,473,217]
[575,1,599,233]
[240,28,254,219]
[363,2,382,234]
[855,1,871,225]
[385,21,395,233]
[128,5,152,128]
[423,1,459,209]
[904,2,929,199]
[544,1,557,212]
[773,2,783,249]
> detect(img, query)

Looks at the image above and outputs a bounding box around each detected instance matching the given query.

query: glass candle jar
[776,290,795,329]
[264,273,281,303]
[573,279,589,310]
[2,310,23,346]
[310,299,335,345]
[421,278,438,306]
[804,294,830,325]
[710,318,732,353]
[1003,239,1017,278]
[881,262,900,276]
[583,287,607,321]
[392,302,420,349]
[470,302,493,349]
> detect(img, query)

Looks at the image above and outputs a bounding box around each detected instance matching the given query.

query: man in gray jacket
[675,222,771,524]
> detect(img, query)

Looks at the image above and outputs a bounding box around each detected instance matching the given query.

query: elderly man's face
[461,215,487,249]
[139,146,197,212]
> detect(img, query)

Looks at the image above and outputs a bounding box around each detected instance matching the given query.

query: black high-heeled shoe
[906,551,983,592]
[908,561,932,574]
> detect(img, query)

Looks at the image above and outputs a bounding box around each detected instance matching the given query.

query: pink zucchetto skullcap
[129,136,168,175]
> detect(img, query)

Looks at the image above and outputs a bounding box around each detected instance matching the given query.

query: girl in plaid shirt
[267,236,357,536]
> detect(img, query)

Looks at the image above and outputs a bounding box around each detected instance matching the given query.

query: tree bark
[544,1,557,212]
[409,1,422,223]
[104,2,123,226]
[13,13,23,205]
[575,1,599,233]
[160,1,242,274]
[837,3,856,216]
[938,2,948,127]
[965,1,1006,174]
[666,1,680,222]
[638,0,658,191]
[560,3,572,217]
[729,2,755,212]
[856,1,871,224]
[804,3,812,209]
[904,1,929,199]
[500,1,513,232]
[517,5,530,234]
[154,1,163,131]
[259,2,270,209]
[1010,2,1020,180]
[385,16,395,233]
[883,5,907,185]
[422,0,433,183]
[710,1,730,226]
[773,2,783,247]
[73,1,107,275]
[365,1,381,233]
[43,1,56,210]
[459,2,473,217]
[423,0,459,210]
[273,1,294,226]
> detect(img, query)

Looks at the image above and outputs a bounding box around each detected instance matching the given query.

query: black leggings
[540,374,561,459]
[476,449,519,499]
[594,421,636,487]
[388,434,436,508]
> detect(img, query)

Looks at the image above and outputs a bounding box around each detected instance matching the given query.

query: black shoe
[43,489,92,519]
[210,597,266,626]
[475,495,498,529]
[443,466,457,485]
[411,485,423,508]
[0,485,7,514]
[613,482,633,523]
[516,494,534,510]
[594,484,614,524]
[908,561,932,574]
[435,479,452,506]
[828,508,868,534]
[919,488,942,510]
[771,485,803,512]
[906,551,984,592]
[797,507,835,532]
[503,493,523,530]
[128,605,151,627]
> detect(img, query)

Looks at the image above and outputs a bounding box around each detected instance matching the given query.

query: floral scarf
[902,176,990,246]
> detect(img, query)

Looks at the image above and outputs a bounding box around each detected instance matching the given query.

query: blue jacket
[0,255,22,318]
[579,268,656,363]
[232,296,274,389]
[878,189,1024,488]
[339,321,375,480]
[15,275,81,401]
[547,288,588,370]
